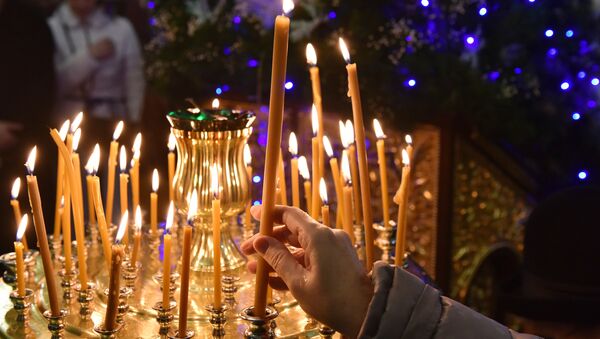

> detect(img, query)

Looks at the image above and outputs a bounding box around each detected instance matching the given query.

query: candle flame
[165,201,174,232]
[402,149,410,166]
[188,189,198,221]
[60,196,64,207]
[405,134,413,145]
[243,144,252,166]
[298,156,310,180]
[339,121,348,148]
[212,98,220,109]
[373,119,385,139]
[59,120,70,141]
[25,146,37,174]
[72,128,81,151]
[311,104,319,136]
[71,112,83,132]
[135,205,142,232]
[132,133,142,155]
[119,145,127,172]
[341,151,351,183]
[11,178,20,200]
[168,132,176,152]
[306,43,317,66]
[319,178,328,204]
[338,38,351,63]
[16,214,28,241]
[323,136,333,158]
[288,132,298,156]
[85,144,101,175]
[282,0,294,15]
[345,120,355,143]
[115,211,128,243]
[152,169,159,192]
[113,121,124,141]
[210,164,220,199]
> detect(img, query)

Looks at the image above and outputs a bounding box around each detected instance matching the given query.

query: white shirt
[48,3,145,122]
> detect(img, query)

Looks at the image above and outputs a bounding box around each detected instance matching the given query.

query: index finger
[250,204,319,247]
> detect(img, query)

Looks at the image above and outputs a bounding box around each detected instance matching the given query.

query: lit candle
[323,136,344,229]
[54,120,70,239]
[71,129,87,274]
[168,133,176,202]
[15,214,28,296]
[131,133,142,210]
[277,149,288,205]
[394,149,411,266]
[131,206,142,264]
[86,165,97,226]
[179,192,196,333]
[151,169,159,234]
[340,153,355,244]
[10,178,28,251]
[306,43,325,185]
[25,147,60,316]
[341,121,362,225]
[211,164,222,308]
[254,0,294,318]
[162,202,174,307]
[405,134,414,163]
[244,145,253,230]
[339,39,374,269]
[106,121,124,227]
[62,169,73,272]
[105,212,127,331]
[373,119,390,228]
[319,178,330,227]
[71,128,85,224]
[288,133,300,208]
[50,128,88,288]
[310,105,321,220]
[86,145,112,268]
[119,146,129,245]
[298,156,312,214]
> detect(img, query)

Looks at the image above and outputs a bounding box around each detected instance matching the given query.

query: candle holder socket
[48,235,62,259]
[318,324,336,338]
[43,309,67,339]
[93,323,123,339]
[153,300,177,336]
[373,220,397,264]
[122,260,141,290]
[104,286,132,324]
[74,282,95,320]
[153,271,180,301]
[167,329,195,339]
[58,268,77,301]
[205,304,228,338]
[23,250,38,284]
[222,275,240,305]
[240,306,279,339]
[9,288,33,324]
[0,252,17,290]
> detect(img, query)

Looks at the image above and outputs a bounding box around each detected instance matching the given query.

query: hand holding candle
[373,119,390,228]
[151,169,159,234]
[106,121,124,227]
[104,212,128,331]
[15,214,28,297]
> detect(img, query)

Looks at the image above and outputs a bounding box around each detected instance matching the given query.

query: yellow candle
[86,175,96,225]
[25,147,60,316]
[10,178,28,251]
[62,178,73,272]
[50,129,88,287]
[151,169,159,234]
[106,122,124,227]
[15,214,28,296]
[162,202,174,307]
[319,178,330,227]
[71,129,85,231]
[131,133,142,210]
[178,225,193,332]
[53,120,70,239]
[244,145,253,229]
[405,134,414,163]
[167,133,176,202]
[254,0,294,318]
[348,145,361,223]
[87,145,112,268]
[373,119,390,228]
[119,146,129,245]
[211,164,222,308]
[323,136,344,229]
[394,150,411,266]
[310,105,321,220]
[277,150,288,205]
[339,38,374,270]
[105,214,127,331]
[341,153,356,244]
[306,43,325,183]
[298,156,311,214]
[288,133,300,208]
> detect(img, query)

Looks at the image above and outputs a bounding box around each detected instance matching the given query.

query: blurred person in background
[0,0,56,253]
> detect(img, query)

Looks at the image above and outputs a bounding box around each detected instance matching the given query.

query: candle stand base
[153,300,177,336]
[167,329,195,339]
[153,272,180,301]
[373,220,397,264]
[58,268,77,301]
[318,324,336,338]
[240,306,278,339]
[48,235,62,259]
[122,261,141,290]
[23,250,38,284]
[104,286,132,324]
[0,252,17,290]
[222,275,240,305]
[93,323,123,339]
[9,289,33,324]
[205,304,228,338]
[43,309,67,339]
[74,282,95,320]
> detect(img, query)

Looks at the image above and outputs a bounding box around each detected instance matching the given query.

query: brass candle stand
[222,275,240,305]
[43,309,67,339]
[104,287,132,324]
[167,329,195,339]
[205,304,228,338]
[240,306,279,339]
[58,268,77,302]
[74,282,95,320]
[121,260,141,290]
[153,300,177,336]
[93,323,123,339]
[153,271,180,301]
[373,220,397,263]
[9,288,33,324]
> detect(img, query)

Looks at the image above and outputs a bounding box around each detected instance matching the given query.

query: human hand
[0,121,23,150]
[90,38,114,60]
[241,205,373,338]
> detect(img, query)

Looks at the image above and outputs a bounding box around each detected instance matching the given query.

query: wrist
[344,276,374,338]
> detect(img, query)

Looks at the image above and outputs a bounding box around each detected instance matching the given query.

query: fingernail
[254,237,269,254]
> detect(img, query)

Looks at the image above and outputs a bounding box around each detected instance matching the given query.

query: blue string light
[407,79,417,87]
[285,81,294,90]
[578,171,588,180]
[591,77,599,86]
[545,29,554,38]
[253,200,261,206]
[215,87,222,95]
[578,71,586,79]
[572,112,581,120]
[478,7,487,16]
[565,29,574,38]
[560,81,570,90]
[252,175,261,183]
[421,0,429,7]
[247,59,258,68]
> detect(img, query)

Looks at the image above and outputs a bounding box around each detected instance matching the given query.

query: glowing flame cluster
[59,120,70,141]
[338,38,351,63]
[71,112,83,133]
[288,132,298,156]
[323,136,333,158]
[306,43,317,66]
[373,119,386,139]
[135,205,142,232]
[152,169,159,192]
[113,121,124,141]
[85,144,101,175]
[119,145,127,172]
[298,156,310,180]
[168,133,176,152]
[341,151,351,184]
[72,128,82,152]
[11,178,20,200]
[319,178,328,204]
[339,120,355,148]
[282,0,294,15]
[165,201,175,233]
[212,98,220,109]
[16,214,28,241]
[402,149,410,166]
[311,105,319,136]
[116,210,128,243]
[132,133,142,160]
[25,146,37,174]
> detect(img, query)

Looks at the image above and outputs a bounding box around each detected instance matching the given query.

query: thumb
[253,235,306,290]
